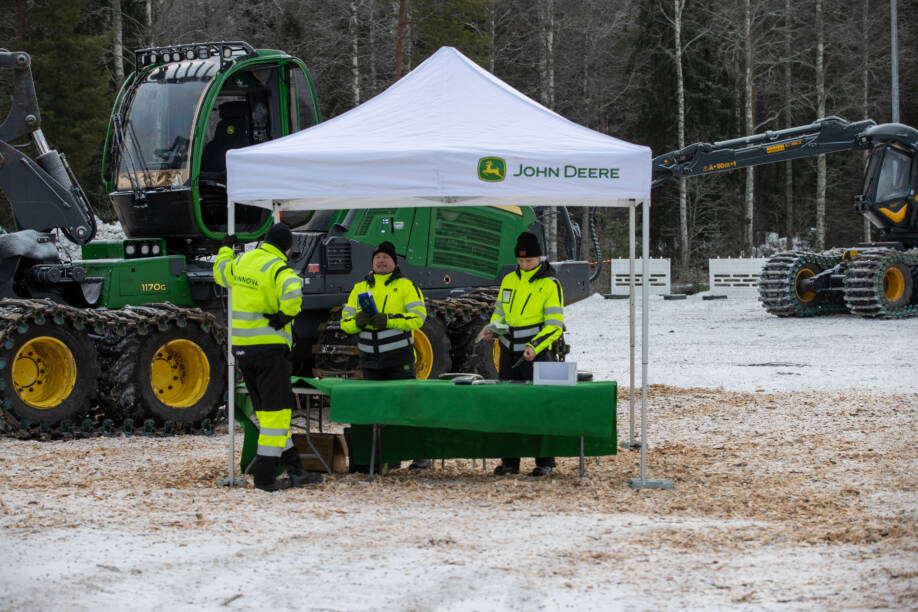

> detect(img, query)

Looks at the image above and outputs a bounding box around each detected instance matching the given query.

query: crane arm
[651,116,877,187]
[0,50,96,244]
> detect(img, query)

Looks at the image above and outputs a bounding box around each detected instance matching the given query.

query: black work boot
[289,471,323,486]
[253,455,285,491]
[530,465,553,477]
[283,449,324,487]
[493,463,520,475]
[254,478,292,492]
[408,459,431,471]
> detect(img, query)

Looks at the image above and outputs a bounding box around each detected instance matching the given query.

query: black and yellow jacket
[213,243,303,349]
[341,268,427,368]
[490,262,564,356]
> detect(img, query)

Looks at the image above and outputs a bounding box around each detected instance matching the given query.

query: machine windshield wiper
[112,113,149,204]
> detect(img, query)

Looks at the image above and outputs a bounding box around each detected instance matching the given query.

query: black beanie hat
[372,241,397,263]
[514,232,542,258]
[265,223,293,252]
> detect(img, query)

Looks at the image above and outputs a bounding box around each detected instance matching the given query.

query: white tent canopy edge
[221,46,667,489]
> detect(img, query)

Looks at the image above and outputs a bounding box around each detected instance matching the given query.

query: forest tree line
[2,0,916,283]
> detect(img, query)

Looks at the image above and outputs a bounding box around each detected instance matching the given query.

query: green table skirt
[234,378,618,469]
[305,377,616,438]
[349,425,618,464]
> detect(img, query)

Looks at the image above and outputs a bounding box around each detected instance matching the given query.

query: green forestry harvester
[0,43,589,437]
[652,116,918,317]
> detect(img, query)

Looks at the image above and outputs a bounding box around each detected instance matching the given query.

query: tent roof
[226,46,650,209]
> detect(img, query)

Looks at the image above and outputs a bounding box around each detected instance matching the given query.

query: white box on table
[533,361,577,386]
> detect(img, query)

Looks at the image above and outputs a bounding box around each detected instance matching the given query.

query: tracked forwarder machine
[652,116,918,318]
[0,43,589,437]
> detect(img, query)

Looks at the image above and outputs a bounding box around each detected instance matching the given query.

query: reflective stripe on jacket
[490,262,564,356]
[213,243,303,348]
[341,269,426,367]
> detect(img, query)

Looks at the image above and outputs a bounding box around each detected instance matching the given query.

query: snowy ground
[1,293,916,611]
[567,291,918,392]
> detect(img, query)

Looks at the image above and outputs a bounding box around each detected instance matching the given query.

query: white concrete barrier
[708,257,768,293]
[610,258,670,295]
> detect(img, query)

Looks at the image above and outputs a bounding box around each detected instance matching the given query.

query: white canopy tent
[224,46,669,488]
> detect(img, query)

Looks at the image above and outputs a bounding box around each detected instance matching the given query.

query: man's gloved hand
[220,233,239,248]
[354,311,372,329]
[370,313,388,329]
[266,312,293,330]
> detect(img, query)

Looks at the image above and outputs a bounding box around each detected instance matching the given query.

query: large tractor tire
[97,323,226,424]
[843,248,918,318]
[0,320,99,425]
[313,309,453,380]
[758,250,847,316]
[413,317,451,379]
[457,335,500,379]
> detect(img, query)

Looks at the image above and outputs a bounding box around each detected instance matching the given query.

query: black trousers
[361,362,416,381]
[236,345,303,485]
[498,345,556,469]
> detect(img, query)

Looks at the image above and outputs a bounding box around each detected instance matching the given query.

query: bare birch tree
[112,0,124,88]
[784,0,794,243]
[351,0,361,105]
[539,0,557,259]
[815,0,827,251]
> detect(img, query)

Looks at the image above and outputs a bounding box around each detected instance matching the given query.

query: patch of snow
[565,292,918,392]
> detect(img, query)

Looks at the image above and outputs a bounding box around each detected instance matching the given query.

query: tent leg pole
[622,201,638,451]
[220,200,247,487]
[630,199,672,490]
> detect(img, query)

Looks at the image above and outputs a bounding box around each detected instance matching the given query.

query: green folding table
[236,378,617,477]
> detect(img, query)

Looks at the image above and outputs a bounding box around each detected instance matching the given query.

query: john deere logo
[478,157,506,182]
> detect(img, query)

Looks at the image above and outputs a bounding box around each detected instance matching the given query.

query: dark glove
[220,233,238,248]
[370,313,388,329]
[266,312,293,330]
[354,311,372,329]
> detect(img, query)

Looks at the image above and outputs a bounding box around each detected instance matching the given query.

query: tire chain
[312,288,499,378]
[843,248,918,318]
[758,250,849,317]
[0,298,227,440]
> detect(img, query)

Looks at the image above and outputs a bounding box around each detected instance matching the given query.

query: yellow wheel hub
[12,336,76,409]
[883,266,906,302]
[794,267,817,303]
[413,329,434,379]
[150,339,210,408]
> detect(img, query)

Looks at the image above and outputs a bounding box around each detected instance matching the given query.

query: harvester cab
[103,41,320,257]
[855,123,918,242]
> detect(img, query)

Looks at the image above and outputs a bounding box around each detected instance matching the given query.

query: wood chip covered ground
[1,386,915,610]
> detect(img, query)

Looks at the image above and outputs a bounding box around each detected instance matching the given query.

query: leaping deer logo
[478,157,506,182]
[482,161,502,177]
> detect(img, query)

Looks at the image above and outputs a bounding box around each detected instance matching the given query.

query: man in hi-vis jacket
[214,223,323,491]
[341,241,430,471]
[478,231,565,477]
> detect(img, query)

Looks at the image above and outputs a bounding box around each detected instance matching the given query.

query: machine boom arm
[652,116,877,187]
[0,50,96,244]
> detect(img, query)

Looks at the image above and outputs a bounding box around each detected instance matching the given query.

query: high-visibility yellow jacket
[213,243,303,349]
[490,262,564,356]
[341,269,426,368]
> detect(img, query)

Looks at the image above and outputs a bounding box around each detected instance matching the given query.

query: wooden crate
[292,432,349,473]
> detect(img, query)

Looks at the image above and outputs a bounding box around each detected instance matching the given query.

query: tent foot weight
[629,478,673,490]
[218,476,249,487]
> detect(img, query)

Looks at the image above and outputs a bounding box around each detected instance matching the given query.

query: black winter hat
[265,223,293,252]
[372,241,397,263]
[514,232,542,258]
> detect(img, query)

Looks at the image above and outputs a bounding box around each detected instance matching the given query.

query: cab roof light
[133,41,256,72]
